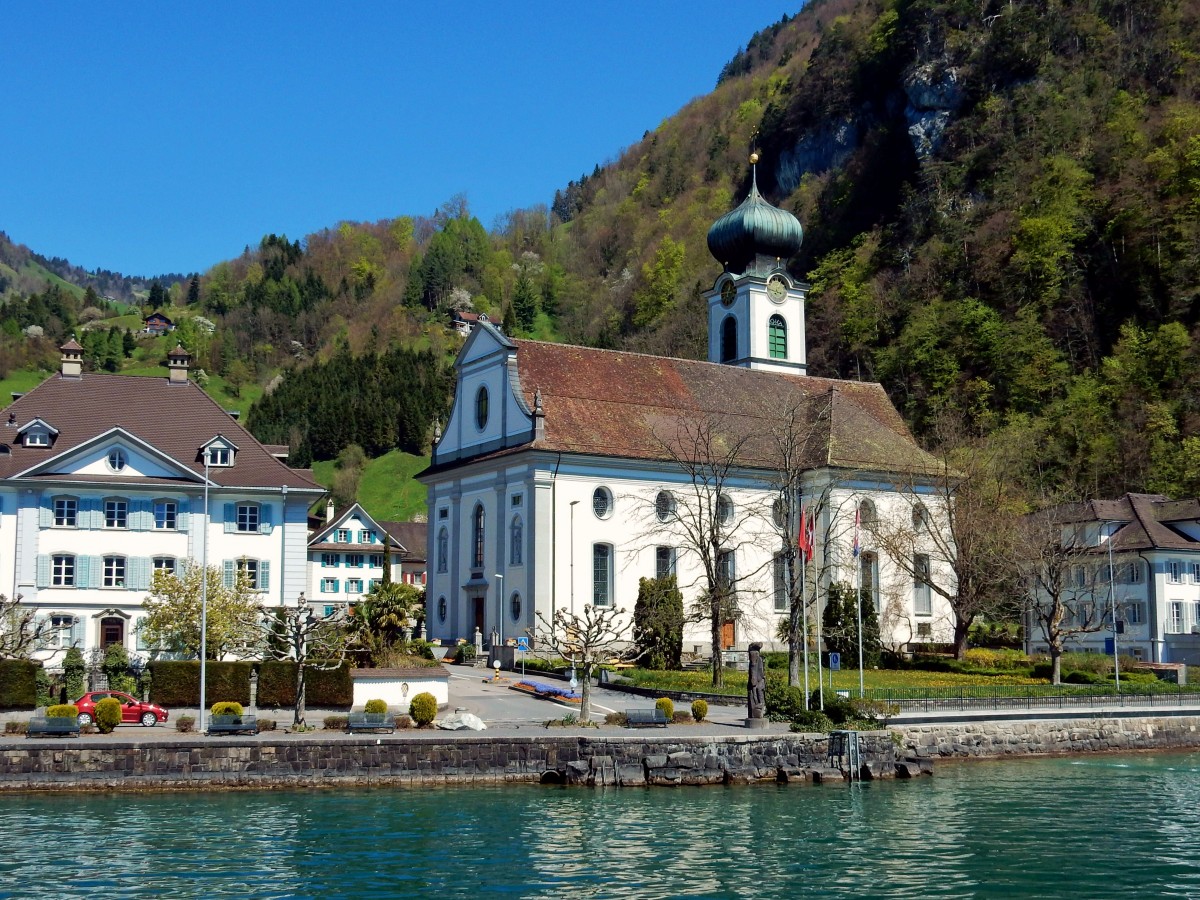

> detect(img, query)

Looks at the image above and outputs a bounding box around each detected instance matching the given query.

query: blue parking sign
[829,652,841,671]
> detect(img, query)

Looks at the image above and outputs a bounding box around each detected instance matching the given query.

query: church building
[419,165,956,656]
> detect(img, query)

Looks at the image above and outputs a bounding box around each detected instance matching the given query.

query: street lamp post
[494,573,503,651]
[199,452,210,733]
[569,501,579,616]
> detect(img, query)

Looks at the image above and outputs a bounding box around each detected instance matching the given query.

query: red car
[73,691,169,727]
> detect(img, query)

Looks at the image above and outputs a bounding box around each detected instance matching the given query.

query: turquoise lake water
[2,752,1199,899]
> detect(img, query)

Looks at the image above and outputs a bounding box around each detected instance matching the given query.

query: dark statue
[747,642,766,720]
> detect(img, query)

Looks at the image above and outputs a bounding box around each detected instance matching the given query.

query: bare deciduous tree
[533,604,638,722]
[867,417,1025,659]
[0,595,48,659]
[1017,509,1112,684]
[250,596,348,727]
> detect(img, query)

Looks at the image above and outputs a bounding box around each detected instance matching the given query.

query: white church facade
[419,166,957,655]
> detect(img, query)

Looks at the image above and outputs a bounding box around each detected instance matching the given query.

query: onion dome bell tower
[705,154,808,374]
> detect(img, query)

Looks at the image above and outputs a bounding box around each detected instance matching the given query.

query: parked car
[72,691,168,727]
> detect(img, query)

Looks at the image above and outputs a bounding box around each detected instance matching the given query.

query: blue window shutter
[224,503,236,533]
[259,560,271,591]
[77,556,95,589]
[39,498,52,528]
[131,499,151,531]
[223,560,235,588]
[135,620,149,651]
[70,616,85,648]
[259,504,274,535]
[129,557,151,591]
[85,498,103,529]
[177,499,190,532]
[36,555,50,588]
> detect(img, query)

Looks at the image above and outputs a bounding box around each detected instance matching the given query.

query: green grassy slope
[311,449,429,522]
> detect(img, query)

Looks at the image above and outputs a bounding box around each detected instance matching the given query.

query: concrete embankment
[0,731,908,792]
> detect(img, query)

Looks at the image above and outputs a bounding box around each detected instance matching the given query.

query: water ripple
[3,753,1200,898]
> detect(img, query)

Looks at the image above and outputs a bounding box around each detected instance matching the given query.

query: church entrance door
[473,597,485,637]
[720,620,735,650]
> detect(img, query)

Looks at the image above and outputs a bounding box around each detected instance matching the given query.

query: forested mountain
[5,0,1200,501]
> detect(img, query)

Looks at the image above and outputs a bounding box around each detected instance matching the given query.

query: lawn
[624,666,1050,698]
[311,449,429,522]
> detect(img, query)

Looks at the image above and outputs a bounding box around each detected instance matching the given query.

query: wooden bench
[347,712,395,734]
[625,708,668,728]
[27,716,81,738]
[207,715,258,735]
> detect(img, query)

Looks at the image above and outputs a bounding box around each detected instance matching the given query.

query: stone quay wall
[0,732,906,792]
[895,715,1200,758]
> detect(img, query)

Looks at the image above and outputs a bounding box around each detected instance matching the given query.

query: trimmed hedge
[0,659,40,710]
[211,701,244,717]
[47,704,79,718]
[95,697,122,732]
[257,660,353,708]
[146,661,253,707]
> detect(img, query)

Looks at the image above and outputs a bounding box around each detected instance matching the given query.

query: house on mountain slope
[2,342,325,664]
[307,503,427,616]
[418,165,956,655]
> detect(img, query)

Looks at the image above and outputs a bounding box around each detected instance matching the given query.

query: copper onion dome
[706,157,803,275]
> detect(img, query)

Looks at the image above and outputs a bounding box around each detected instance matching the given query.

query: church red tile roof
[0,372,323,491]
[430,336,941,477]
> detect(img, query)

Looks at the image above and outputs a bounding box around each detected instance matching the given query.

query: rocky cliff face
[903,60,966,160]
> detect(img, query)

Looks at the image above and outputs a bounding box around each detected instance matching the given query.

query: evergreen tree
[512,272,537,332]
[633,576,684,669]
[187,274,200,305]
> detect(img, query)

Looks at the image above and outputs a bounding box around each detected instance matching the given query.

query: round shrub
[47,704,78,719]
[409,692,438,726]
[176,716,196,733]
[691,699,708,722]
[655,697,674,720]
[255,719,276,733]
[365,698,388,715]
[211,701,244,717]
[789,710,834,733]
[95,697,122,733]
[454,644,476,664]
[323,715,349,730]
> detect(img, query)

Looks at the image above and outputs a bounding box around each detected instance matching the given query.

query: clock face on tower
[767,275,787,303]
[720,280,736,306]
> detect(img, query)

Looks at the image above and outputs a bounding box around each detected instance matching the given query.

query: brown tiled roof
[469,340,939,475]
[1052,493,1200,553]
[382,521,427,558]
[0,372,324,491]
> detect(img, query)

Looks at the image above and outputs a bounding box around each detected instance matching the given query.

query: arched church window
[768,315,787,359]
[721,316,738,364]
[472,504,485,568]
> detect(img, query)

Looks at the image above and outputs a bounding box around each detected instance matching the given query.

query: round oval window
[510,592,522,621]
[107,448,126,472]
[593,487,612,519]
[437,596,447,623]
[475,385,489,430]
[655,491,674,523]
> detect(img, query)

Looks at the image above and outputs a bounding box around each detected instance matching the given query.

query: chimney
[60,339,83,379]
[167,344,191,385]
[325,499,335,523]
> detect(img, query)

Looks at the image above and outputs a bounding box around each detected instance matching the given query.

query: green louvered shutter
[258,560,271,592]
[223,560,235,588]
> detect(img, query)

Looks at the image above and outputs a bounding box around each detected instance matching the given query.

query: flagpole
[854,502,864,698]
[801,548,810,705]
[813,507,824,712]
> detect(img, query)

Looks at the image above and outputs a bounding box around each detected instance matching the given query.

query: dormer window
[17,417,58,448]
[107,448,127,472]
[201,436,237,468]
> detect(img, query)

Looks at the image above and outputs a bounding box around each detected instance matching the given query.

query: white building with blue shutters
[2,342,325,665]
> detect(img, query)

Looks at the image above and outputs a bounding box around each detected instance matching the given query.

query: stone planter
[350,667,449,712]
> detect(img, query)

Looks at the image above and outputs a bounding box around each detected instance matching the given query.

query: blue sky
[2,3,799,278]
